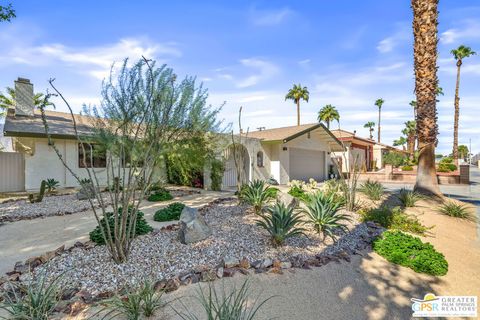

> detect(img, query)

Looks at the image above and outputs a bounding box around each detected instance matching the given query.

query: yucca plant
[0,272,63,320]
[45,178,60,194]
[256,202,306,246]
[302,192,351,241]
[359,180,384,201]
[99,290,143,320]
[438,201,476,221]
[239,180,278,215]
[174,280,273,320]
[139,280,164,317]
[397,188,424,207]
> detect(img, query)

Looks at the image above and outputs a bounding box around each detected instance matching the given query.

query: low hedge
[438,163,457,172]
[89,208,153,245]
[401,165,413,171]
[147,189,173,202]
[154,202,185,222]
[373,231,448,276]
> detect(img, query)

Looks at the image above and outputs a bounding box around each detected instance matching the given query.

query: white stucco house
[1,78,345,192]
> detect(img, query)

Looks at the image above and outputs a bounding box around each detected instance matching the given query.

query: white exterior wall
[23,138,114,191]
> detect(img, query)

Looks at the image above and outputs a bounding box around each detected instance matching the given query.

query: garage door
[289,148,325,182]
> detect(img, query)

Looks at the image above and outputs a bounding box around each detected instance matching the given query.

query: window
[257,151,264,167]
[78,143,106,168]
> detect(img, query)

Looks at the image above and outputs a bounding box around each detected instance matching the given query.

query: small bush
[256,202,306,246]
[288,185,309,202]
[89,208,153,245]
[148,189,173,202]
[397,188,423,207]
[359,180,384,201]
[438,201,476,221]
[154,202,185,222]
[359,206,429,235]
[45,178,60,193]
[439,157,453,164]
[210,159,225,191]
[239,180,278,215]
[401,165,413,171]
[0,272,63,320]
[383,151,407,167]
[438,163,457,172]
[373,231,448,276]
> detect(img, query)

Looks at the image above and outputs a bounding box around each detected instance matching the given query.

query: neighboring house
[0,123,13,151]
[330,129,404,172]
[218,124,344,188]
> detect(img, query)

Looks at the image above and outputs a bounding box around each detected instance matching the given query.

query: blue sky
[1,1,479,155]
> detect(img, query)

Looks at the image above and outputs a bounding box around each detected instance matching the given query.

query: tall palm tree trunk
[452,61,462,164]
[296,100,300,126]
[412,0,441,196]
[377,109,381,142]
[326,120,330,129]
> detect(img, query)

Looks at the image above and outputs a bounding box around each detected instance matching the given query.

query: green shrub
[438,201,476,221]
[256,202,306,246]
[373,231,448,276]
[239,180,278,215]
[147,189,173,202]
[397,188,423,207]
[359,206,429,235]
[302,192,351,241]
[210,159,225,191]
[383,151,407,167]
[438,163,457,172]
[359,180,384,201]
[439,157,453,164]
[0,271,63,320]
[154,202,185,222]
[401,165,413,171]
[89,208,153,245]
[288,185,309,202]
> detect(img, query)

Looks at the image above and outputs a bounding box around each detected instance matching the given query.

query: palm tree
[402,120,416,157]
[411,0,441,196]
[0,86,53,118]
[285,84,309,126]
[363,121,375,140]
[450,45,476,163]
[458,145,469,161]
[393,136,407,151]
[409,100,417,119]
[318,104,340,129]
[374,98,384,142]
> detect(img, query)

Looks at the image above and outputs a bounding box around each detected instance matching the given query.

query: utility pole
[469,138,472,165]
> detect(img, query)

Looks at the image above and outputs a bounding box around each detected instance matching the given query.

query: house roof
[246,123,344,151]
[3,109,96,139]
[330,129,375,145]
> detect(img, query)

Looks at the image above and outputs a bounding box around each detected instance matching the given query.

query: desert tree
[363,121,375,140]
[285,84,309,126]
[402,120,416,157]
[393,136,407,151]
[39,58,222,263]
[374,98,384,142]
[450,45,476,163]
[318,104,340,129]
[411,0,441,196]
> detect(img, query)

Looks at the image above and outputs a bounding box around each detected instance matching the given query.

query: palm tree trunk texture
[296,100,300,126]
[452,61,461,163]
[377,108,381,142]
[412,0,441,196]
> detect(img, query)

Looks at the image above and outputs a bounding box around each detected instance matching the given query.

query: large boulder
[277,191,298,208]
[178,206,212,244]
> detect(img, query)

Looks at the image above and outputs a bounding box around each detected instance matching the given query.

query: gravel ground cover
[31,198,372,296]
[0,188,200,223]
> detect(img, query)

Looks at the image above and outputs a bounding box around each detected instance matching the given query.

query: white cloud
[250,7,293,26]
[235,58,280,88]
[0,37,181,80]
[376,26,411,54]
[440,20,480,44]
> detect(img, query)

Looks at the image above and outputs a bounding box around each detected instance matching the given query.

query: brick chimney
[14,78,34,117]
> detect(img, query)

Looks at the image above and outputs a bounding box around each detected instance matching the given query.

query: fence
[0,152,25,192]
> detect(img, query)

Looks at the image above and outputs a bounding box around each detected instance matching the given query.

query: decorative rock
[261,258,273,268]
[200,269,217,282]
[74,289,93,303]
[165,278,180,292]
[14,261,29,274]
[277,191,298,208]
[280,261,292,269]
[178,206,212,244]
[69,300,88,316]
[40,250,56,263]
[216,267,224,278]
[223,256,240,268]
[237,268,249,275]
[272,259,281,269]
[239,257,250,269]
[251,260,263,269]
[154,279,167,292]
[223,268,236,277]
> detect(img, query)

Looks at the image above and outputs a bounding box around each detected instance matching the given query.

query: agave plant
[0,272,63,320]
[239,180,278,215]
[359,179,384,201]
[302,192,351,241]
[397,188,423,207]
[45,178,60,193]
[256,202,306,246]
[175,280,273,320]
